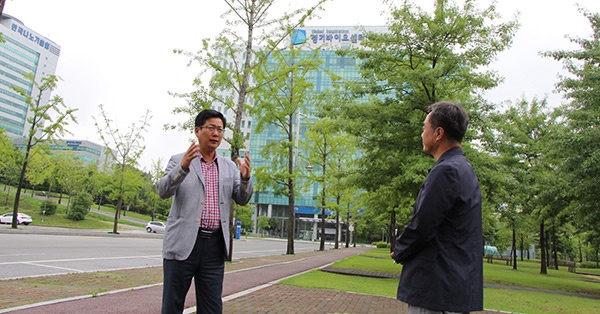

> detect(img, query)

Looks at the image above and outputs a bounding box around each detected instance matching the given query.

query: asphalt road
[0,230,326,280]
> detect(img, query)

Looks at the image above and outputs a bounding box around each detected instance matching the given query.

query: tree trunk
[390,211,396,253]
[578,237,583,263]
[318,141,328,251]
[540,220,547,274]
[512,226,517,270]
[552,226,559,270]
[113,196,123,234]
[345,205,350,248]
[225,0,258,262]
[545,230,551,268]
[286,112,295,255]
[12,158,28,229]
[319,152,326,252]
[319,190,326,251]
[12,133,33,229]
[334,195,340,250]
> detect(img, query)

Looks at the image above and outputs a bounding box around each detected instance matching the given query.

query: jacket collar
[435,146,464,164]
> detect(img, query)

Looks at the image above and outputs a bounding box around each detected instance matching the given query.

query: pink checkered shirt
[199,155,220,230]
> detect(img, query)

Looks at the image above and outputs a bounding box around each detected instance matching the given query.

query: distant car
[0,213,32,225]
[146,221,165,233]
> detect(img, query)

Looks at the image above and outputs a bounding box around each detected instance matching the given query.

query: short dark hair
[194,109,226,128]
[426,101,469,143]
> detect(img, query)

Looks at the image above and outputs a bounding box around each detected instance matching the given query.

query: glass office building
[0,14,60,139]
[1,16,114,169]
[248,26,385,240]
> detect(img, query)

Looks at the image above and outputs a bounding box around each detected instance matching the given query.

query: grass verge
[279,248,600,314]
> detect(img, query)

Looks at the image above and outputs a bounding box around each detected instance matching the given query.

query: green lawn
[280,248,600,314]
[485,259,600,296]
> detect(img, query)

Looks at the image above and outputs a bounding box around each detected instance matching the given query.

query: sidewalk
[2,246,505,314]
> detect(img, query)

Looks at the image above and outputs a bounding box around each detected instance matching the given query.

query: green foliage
[373,241,390,249]
[67,192,93,221]
[257,216,280,236]
[0,130,21,187]
[257,216,270,231]
[53,152,86,200]
[235,204,253,231]
[543,9,600,248]
[24,145,53,189]
[40,200,57,216]
[323,0,518,249]
[579,261,600,269]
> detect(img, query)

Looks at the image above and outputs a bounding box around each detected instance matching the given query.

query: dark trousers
[162,230,225,314]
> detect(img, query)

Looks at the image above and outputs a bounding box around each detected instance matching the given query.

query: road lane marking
[24,262,82,272]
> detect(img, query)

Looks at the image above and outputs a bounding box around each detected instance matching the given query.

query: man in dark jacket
[391,101,483,313]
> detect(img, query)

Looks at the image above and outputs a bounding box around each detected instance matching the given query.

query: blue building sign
[292,29,307,45]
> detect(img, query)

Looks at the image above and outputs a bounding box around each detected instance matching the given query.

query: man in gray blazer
[158,109,253,314]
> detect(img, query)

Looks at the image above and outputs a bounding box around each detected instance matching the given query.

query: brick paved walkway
[224,285,406,314]
[223,285,503,314]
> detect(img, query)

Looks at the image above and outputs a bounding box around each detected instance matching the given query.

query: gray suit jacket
[157,153,253,260]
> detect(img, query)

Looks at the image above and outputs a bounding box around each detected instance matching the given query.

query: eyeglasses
[200,125,224,134]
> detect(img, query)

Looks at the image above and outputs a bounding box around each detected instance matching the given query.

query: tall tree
[252,45,322,254]
[486,97,553,271]
[167,0,328,260]
[94,104,151,234]
[10,74,77,228]
[327,0,518,248]
[304,115,357,250]
[543,8,600,253]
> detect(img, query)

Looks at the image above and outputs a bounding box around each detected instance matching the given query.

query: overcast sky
[4,0,600,170]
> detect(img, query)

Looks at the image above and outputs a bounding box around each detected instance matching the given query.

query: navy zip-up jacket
[393,147,483,312]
